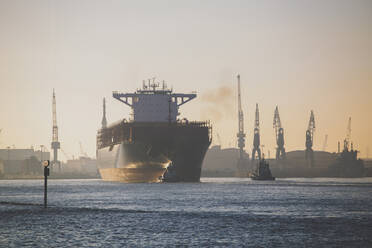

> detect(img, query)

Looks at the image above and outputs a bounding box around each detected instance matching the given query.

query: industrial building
[61,156,98,177]
[0,148,50,178]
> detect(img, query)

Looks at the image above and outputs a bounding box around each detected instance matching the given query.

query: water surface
[1,178,372,247]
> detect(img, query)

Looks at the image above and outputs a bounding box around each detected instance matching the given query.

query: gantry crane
[305,110,315,167]
[252,103,261,160]
[273,106,286,160]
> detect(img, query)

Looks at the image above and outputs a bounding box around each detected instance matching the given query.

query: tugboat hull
[251,176,275,181]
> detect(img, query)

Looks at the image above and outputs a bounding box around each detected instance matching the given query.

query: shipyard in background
[0,90,98,179]
[202,75,371,178]
[0,77,371,180]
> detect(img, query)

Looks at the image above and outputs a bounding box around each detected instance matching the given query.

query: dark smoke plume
[200,86,235,122]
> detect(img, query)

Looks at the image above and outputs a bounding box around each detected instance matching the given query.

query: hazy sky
[0,0,371,160]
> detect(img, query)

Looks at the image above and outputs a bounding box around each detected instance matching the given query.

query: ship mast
[101,98,107,128]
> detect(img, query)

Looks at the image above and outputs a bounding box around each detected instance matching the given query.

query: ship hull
[96,122,211,183]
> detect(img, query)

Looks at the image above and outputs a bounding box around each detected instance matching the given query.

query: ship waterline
[99,167,167,183]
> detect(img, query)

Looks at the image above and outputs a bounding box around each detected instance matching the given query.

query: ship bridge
[113,79,196,122]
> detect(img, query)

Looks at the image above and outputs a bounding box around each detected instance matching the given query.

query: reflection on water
[1,178,372,247]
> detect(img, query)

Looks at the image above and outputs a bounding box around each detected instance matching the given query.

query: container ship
[96,80,212,182]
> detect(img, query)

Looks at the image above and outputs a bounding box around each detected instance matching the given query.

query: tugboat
[251,158,275,181]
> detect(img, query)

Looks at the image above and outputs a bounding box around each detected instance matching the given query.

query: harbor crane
[236,75,246,158]
[252,103,261,160]
[305,110,315,167]
[322,134,328,151]
[61,148,71,161]
[236,75,248,175]
[79,141,88,157]
[344,117,352,151]
[51,89,61,172]
[273,106,286,160]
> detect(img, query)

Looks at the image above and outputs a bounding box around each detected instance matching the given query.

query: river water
[1,178,372,247]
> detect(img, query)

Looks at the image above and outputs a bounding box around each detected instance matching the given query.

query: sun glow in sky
[0,0,371,160]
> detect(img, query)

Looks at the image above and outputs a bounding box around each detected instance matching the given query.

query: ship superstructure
[112,80,196,123]
[97,79,211,182]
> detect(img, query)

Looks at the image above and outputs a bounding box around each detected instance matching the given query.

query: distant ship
[328,142,365,177]
[96,80,211,183]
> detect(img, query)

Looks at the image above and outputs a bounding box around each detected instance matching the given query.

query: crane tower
[252,103,261,160]
[236,75,246,158]
[51,89,60,171]
[344,117,352,151]
[273,106,286,160]
[236,75,248,175]
[305,110,315,167]
[322,134,328,151]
